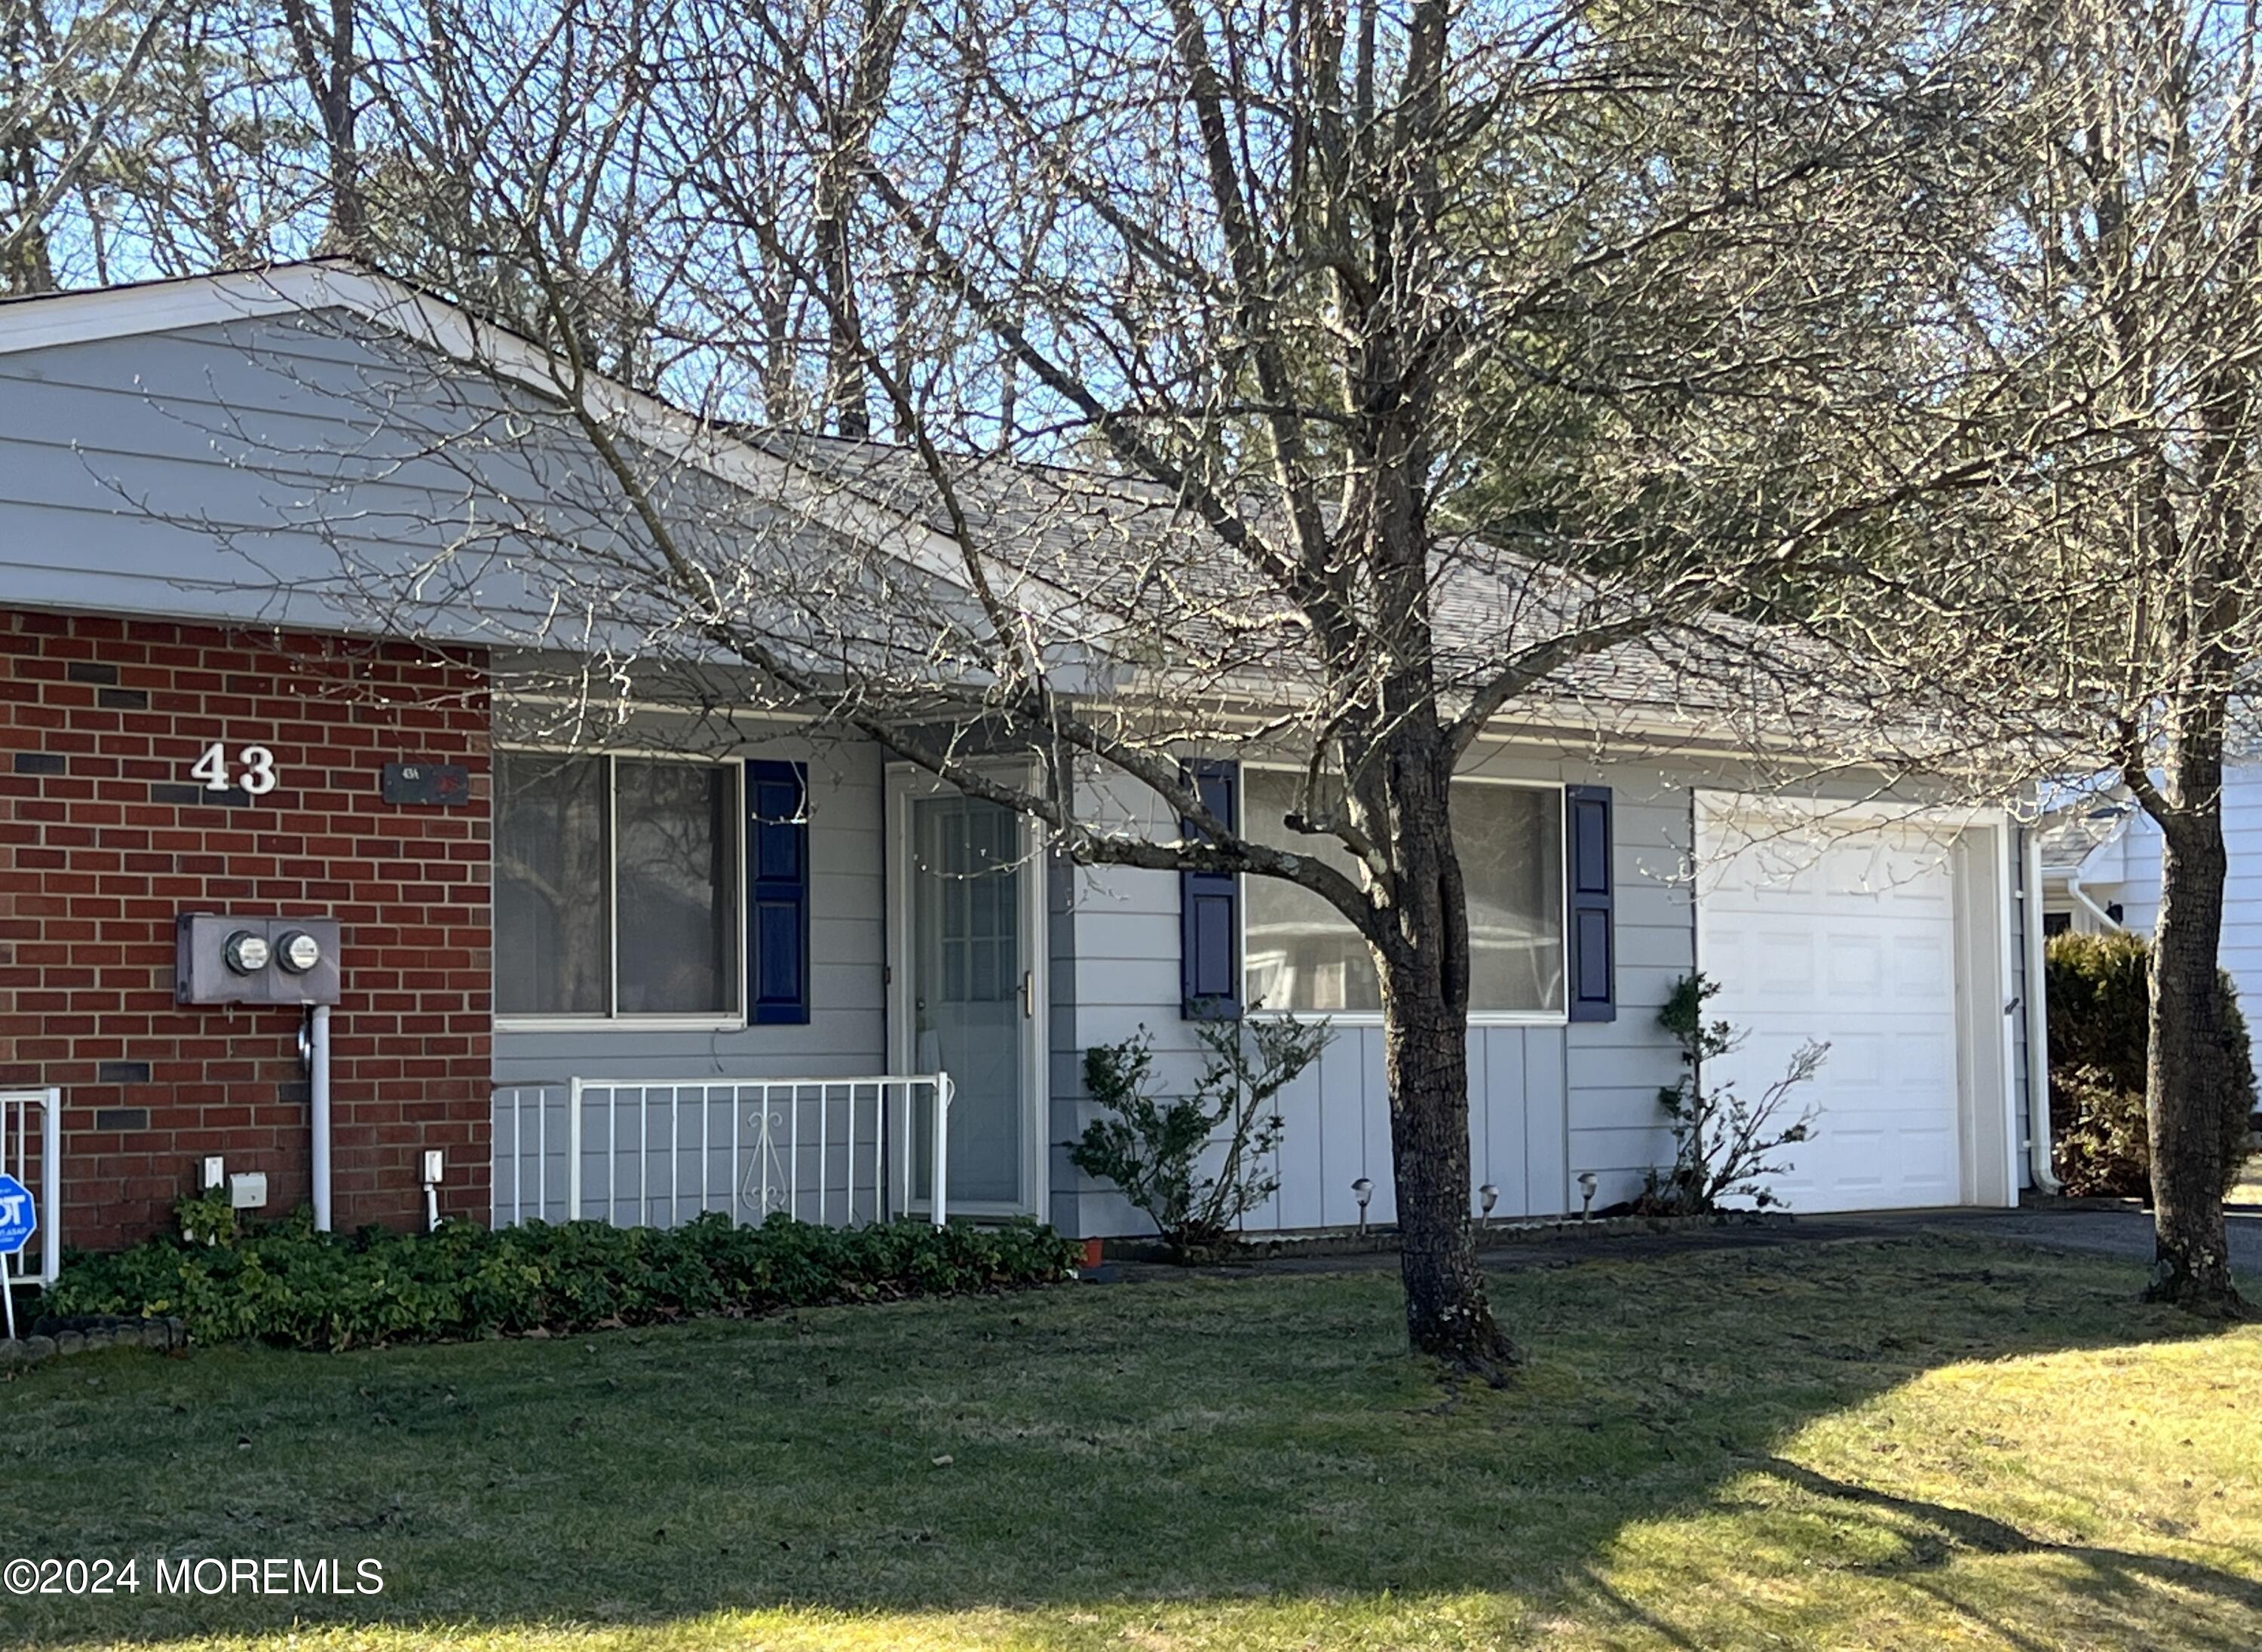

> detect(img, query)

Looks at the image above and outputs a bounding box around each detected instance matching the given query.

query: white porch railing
[0,1087,63,1289]
[489,1074,954,1231]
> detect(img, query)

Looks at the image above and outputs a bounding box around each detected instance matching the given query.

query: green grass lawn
[4,1234,2258,1650]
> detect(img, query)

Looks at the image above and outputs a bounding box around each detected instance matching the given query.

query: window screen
[615,759,740,1015]
[1242,771,1565,1014]
[494,752,741,1018]
[495,752,609,1016]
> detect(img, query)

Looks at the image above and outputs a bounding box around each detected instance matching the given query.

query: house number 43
[190,742,280,795]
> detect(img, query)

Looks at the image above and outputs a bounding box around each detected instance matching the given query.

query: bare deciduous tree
[258,0,2028,1375]
[1833,0,2262,1316]
[36,0,2114,1365]
[2,0,189,290]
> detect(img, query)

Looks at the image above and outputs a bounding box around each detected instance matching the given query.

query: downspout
[310,1004,334,1231]
[2023,831,2061,1194]
[2063,872,2123,933]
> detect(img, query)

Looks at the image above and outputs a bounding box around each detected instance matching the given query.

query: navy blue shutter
[1179,759,1241,1019]
[747,761,811,1025]
[1566,784,1615,1022]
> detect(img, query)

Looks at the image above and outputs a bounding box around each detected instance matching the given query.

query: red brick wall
[0,609,492,1251]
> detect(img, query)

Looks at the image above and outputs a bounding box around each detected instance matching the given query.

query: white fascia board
[1112,664,1963,771]
[1692,786,2005,834]
[0,266,325,354]
[0,263,1042,618]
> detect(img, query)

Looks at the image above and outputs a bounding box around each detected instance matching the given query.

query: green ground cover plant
[44,1206,1080,1349]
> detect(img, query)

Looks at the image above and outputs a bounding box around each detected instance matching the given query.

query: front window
[1242,770,1565,1016]
[495,752,741,1019]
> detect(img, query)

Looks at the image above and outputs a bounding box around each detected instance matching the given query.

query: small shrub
[1068,1010,1332,1258]
[1635,972,1825,1215]
[173,1182,238,1246]
[45,1199,1081,1350]
[2044,930,2257,1197]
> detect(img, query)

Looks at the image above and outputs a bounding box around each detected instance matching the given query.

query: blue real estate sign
[0,1172,29,1340]
[0,1172,34,1254]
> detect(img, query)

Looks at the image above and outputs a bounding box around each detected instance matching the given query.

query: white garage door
[1695,797,1964,1212]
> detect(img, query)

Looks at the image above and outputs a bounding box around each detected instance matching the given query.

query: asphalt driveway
[1901,1203,2262,1278]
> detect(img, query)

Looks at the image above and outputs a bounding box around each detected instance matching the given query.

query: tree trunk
[2143,718,2250,1317]
[1376,950,1519,1378]
[279,1,367,259]
[813,200,869,440]
[1371,742,1519,1380]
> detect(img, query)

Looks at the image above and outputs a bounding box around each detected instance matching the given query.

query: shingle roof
[0,262,1940,749]
[750,431,1860,735]
[2038,789,2135,868]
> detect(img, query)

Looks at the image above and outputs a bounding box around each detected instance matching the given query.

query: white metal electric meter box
[176,914,342,1006]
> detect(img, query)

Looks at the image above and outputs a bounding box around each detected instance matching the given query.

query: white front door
[1695,795,1966,1212]
[888,770,1047,1215]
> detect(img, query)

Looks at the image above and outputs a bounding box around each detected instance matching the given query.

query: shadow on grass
[2,1231,2257,1648]
[1651,1457,2262,1652]
[1765,1456,2257,1595]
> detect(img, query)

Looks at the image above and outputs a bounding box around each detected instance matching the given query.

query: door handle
[1022,970,1035,1019]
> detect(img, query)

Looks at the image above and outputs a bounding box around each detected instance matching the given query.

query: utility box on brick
[176,914,342,1006]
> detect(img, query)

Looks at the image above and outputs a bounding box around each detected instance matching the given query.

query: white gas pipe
[309,1004,333,1231]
